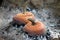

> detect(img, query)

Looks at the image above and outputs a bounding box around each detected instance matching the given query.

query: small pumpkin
[23,19,46,36]
[13,12,35,25]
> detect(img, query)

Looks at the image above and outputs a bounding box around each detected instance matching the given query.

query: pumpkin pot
[23,20,46,36]
[13,12,35,25]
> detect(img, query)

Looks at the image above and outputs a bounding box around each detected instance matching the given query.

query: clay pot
[13,12,35,25]
[23,19,46,36]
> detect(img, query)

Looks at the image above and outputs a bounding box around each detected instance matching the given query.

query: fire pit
[0,0,60,40]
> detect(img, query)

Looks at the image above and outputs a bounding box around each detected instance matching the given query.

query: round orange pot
[23,19,46,36]
[13,12,35,25]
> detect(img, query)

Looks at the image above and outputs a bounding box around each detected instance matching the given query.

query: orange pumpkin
[13,12,35,25]
[23,19,46,36]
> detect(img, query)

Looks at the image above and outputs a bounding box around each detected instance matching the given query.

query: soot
[0,0,3,6]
